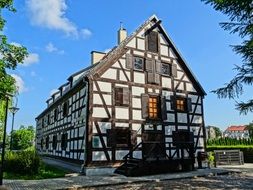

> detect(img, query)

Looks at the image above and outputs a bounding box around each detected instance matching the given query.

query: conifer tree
[202,0,253,114]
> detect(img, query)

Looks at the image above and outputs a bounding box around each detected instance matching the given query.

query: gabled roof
[88,14,206,96]
[226,125,247,132]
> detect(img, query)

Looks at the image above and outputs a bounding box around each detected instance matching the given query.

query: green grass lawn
[4,164,69,180]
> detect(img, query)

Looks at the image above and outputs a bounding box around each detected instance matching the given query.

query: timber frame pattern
[36,15,207,172]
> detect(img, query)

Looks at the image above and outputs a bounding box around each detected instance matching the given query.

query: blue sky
[3,0,252,131]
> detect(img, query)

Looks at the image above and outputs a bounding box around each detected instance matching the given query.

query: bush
[4,149,41,175]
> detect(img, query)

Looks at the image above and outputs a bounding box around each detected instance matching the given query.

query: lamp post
[0,93,13,186]
[9,96,19,150]
[9,106,19,150]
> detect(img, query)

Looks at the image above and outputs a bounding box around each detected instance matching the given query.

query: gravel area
[81,173,253,190]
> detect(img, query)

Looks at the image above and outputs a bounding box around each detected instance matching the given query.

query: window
[92,136,100,148]
[54,108,58,121]
[63,101,69,117]
[41,139,44,150]
[61,133,68,150]
[52,135,57,149]
[46,136,49,149]
[133,57,144,70]
[115,87,129,106]
[107,128,136,148]
[147,31,158,53]
[47,114,51,125]
[141,94,167,120]
[176,97,187,112]
[149,96,159,119]
[161,63,171,75]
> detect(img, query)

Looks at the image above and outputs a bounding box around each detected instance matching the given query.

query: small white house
[223,125,249,139]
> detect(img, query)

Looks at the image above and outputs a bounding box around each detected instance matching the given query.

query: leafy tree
[202,0,253,114]
[246,122,253,138]
[11,125,35,150]
[0,0,27,138]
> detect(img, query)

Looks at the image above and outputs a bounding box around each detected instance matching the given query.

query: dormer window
[147,31,158,53]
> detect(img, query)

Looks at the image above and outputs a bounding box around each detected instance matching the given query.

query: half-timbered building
[36,15,206,176]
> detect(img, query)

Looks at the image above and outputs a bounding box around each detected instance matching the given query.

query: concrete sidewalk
[3,167,236,190]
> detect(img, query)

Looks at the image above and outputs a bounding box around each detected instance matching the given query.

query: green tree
[11,125,35,150]
[0,0,28,140]
[202,0,253,114]
[246,122,253,138]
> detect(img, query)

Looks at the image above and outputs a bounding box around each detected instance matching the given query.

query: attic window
[147,31,158,53]
[161,63,171,75]
[133,57,144,70]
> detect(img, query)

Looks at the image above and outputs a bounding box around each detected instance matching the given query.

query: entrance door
[142,125,166,159]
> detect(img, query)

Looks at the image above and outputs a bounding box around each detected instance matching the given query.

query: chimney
[118,22,127,44]
[91,51,106,65]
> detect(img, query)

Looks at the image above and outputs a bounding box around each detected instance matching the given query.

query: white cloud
[80,28,92,39]
[23,53,39,66]
[26,0,92,38]
[26,0,78,36]
[11,74,28,93]
[50,88,59,96]
[45,42,64,54]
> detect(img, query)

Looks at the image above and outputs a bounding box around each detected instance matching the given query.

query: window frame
[161,62,171,76]
[147,31,159,53]
[62,101,69,117]
[114,87,129,106]
[176,97,187,112]
[148,95,159,120]
[133,56,144,71]
[52,135,57,150]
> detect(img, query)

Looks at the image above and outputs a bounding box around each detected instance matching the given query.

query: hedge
[207,146,253,163]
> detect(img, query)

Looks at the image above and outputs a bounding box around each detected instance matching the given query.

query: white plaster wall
[101,68,117,80]
[134,72,145,84]
[92,107,111,118]
[93,122,111,133]
[97,81,111,93]
[192,115,203,124]
[161,45,169,56]
[132,123,142,134]
[116,150,128,160]
[132,86,145,96]
[115,107,129,119]
[167,113,175,122]
[162,77,172,89]
[92,151,111,161]
[137,38,145,50]
[115,122,129,128]
[169,48,177,59]
[133,50,145,57]
[177,113,188,123]
[188,95,198,103]
[126,38,136,48]
[165,125,175,135]
[132,97,141,108]
[133,151,142,159]
[119,70,128,81]
[132,110,142,120]
[186,83,196,92]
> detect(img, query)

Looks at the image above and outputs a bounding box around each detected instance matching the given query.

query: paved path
[3,167,232,190]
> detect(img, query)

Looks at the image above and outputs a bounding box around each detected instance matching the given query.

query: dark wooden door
[142,130,166,159]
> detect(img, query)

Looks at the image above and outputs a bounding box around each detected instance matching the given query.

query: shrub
[4,149,41,175]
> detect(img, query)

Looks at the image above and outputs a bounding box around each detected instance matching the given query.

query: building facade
[224,125,249,139]
[36,15,206,175]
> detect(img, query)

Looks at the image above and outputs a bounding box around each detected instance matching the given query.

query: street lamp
[0,92,13,186]
[9,97,19,150]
